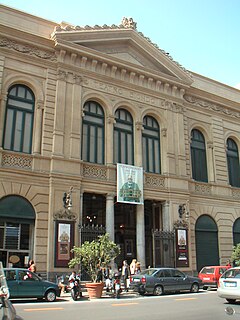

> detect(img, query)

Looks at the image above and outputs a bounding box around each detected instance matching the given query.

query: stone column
[69,74,82,159]
[136,204,145,268]
[52,69,67,156]
[106,115,115,165]
[135,121,143,167]
[79,191,83,247]
[0,93,7,148]
[162,201,170,231]
[106,194,115,241]
[33,100,44,154]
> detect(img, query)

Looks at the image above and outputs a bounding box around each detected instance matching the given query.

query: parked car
[218,267,240,304]
[4,268,60,302]
[129,267,203,296]
[198,265,231,289]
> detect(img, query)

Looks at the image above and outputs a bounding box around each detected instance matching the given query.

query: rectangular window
[5,223,19,249]
[3,109,14,149]
[13,111,23,151]
[23,113,32,153]
[20,224,30,250]
[82,125,88,161]
[97,127,103,164]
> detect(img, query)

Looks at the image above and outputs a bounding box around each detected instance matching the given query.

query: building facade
[1,5,240,279]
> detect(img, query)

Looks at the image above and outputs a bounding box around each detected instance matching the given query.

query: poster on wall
[176,228,189,267]
[55,221,74,267]
[117,163,143,205]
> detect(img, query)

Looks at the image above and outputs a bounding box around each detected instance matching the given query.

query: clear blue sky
[1,0,240,89]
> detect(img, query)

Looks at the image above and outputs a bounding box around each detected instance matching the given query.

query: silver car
[218,267,240,304]
[129,267,202,296]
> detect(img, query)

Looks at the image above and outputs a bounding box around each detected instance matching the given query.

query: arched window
[114,108,133,164]
[190,129,208,182]
[3,84,35,153]
[142,115,161,173]
[233,218,240,246]
[227,138,240,187]
[82,101,105,164]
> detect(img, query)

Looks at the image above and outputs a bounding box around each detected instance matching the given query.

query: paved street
[13,289,240,320]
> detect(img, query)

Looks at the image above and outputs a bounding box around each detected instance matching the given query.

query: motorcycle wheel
[71,289,77,301]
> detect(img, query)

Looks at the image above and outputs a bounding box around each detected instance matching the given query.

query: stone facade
[0,5,240,277]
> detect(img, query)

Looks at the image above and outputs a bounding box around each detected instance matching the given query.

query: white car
[218,267,240,303]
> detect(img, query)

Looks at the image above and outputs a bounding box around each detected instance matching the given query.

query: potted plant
[68,233,120,298]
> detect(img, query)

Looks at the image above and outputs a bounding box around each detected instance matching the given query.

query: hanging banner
[117,163,143,204]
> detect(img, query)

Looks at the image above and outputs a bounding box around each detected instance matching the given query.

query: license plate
[203,277,210,280]
[134,279,140,282]
[224,282,237,287]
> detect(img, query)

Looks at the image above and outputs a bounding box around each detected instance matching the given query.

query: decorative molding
[173,219,189,229]
[184,94,240,119]
[53,208,77,221]
[82,164,107,180]
[194,183,211,195]
[52,21,191,78]
[0,37,56,61]
[232,189,240,199]
[1,152,32,169]
[145,174,165,188]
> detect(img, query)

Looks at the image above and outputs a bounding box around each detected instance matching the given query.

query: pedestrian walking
[121,260,130,292]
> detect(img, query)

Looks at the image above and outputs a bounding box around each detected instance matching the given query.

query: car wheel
[226,299,236,304]
[45,290,57,302]
[190,283,199,293]
[153,285,164,296]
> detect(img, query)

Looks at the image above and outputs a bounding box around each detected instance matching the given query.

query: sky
[1,0,240,89]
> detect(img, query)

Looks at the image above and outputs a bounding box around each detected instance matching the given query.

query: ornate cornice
[173,219,189,229]
[53,208,77,221]
[184,94,240,119]
[52,19,191,78]
[0,37,57,61]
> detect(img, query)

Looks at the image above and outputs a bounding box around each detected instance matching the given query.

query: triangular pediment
[53,23,193,85]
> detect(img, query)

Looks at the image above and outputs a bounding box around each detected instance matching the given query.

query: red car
[198,265,231,289]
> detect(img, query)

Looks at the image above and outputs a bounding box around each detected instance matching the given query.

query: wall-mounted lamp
[178,201,189,220]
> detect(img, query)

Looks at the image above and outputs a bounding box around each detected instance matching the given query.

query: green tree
[231,243,240,266]
[69,233,120,282]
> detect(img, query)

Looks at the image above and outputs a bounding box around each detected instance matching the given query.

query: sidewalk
[58,289,139,301]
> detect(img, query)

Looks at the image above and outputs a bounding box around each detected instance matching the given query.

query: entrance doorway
[0,196,35,268]
[195,215,219,271]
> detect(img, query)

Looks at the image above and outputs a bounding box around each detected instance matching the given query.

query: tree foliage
[231,243,240,266]
[68,233,120,282]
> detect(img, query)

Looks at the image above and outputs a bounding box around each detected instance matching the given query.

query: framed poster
[175,228,189,267]
[55,221,74,267]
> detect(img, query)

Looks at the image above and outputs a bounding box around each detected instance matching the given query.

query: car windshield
[224,269,240,278]
[200,267,214,274]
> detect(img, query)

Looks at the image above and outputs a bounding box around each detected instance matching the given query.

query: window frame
[81,101,105,164]
[114,108,134,165]
[226,138,240,187]
[190,129,208,182]
[2,84,35,154]
[142,115,161,173]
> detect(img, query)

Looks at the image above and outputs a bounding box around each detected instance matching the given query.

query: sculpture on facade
[63,186,73,210]
[121,17,137,30]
